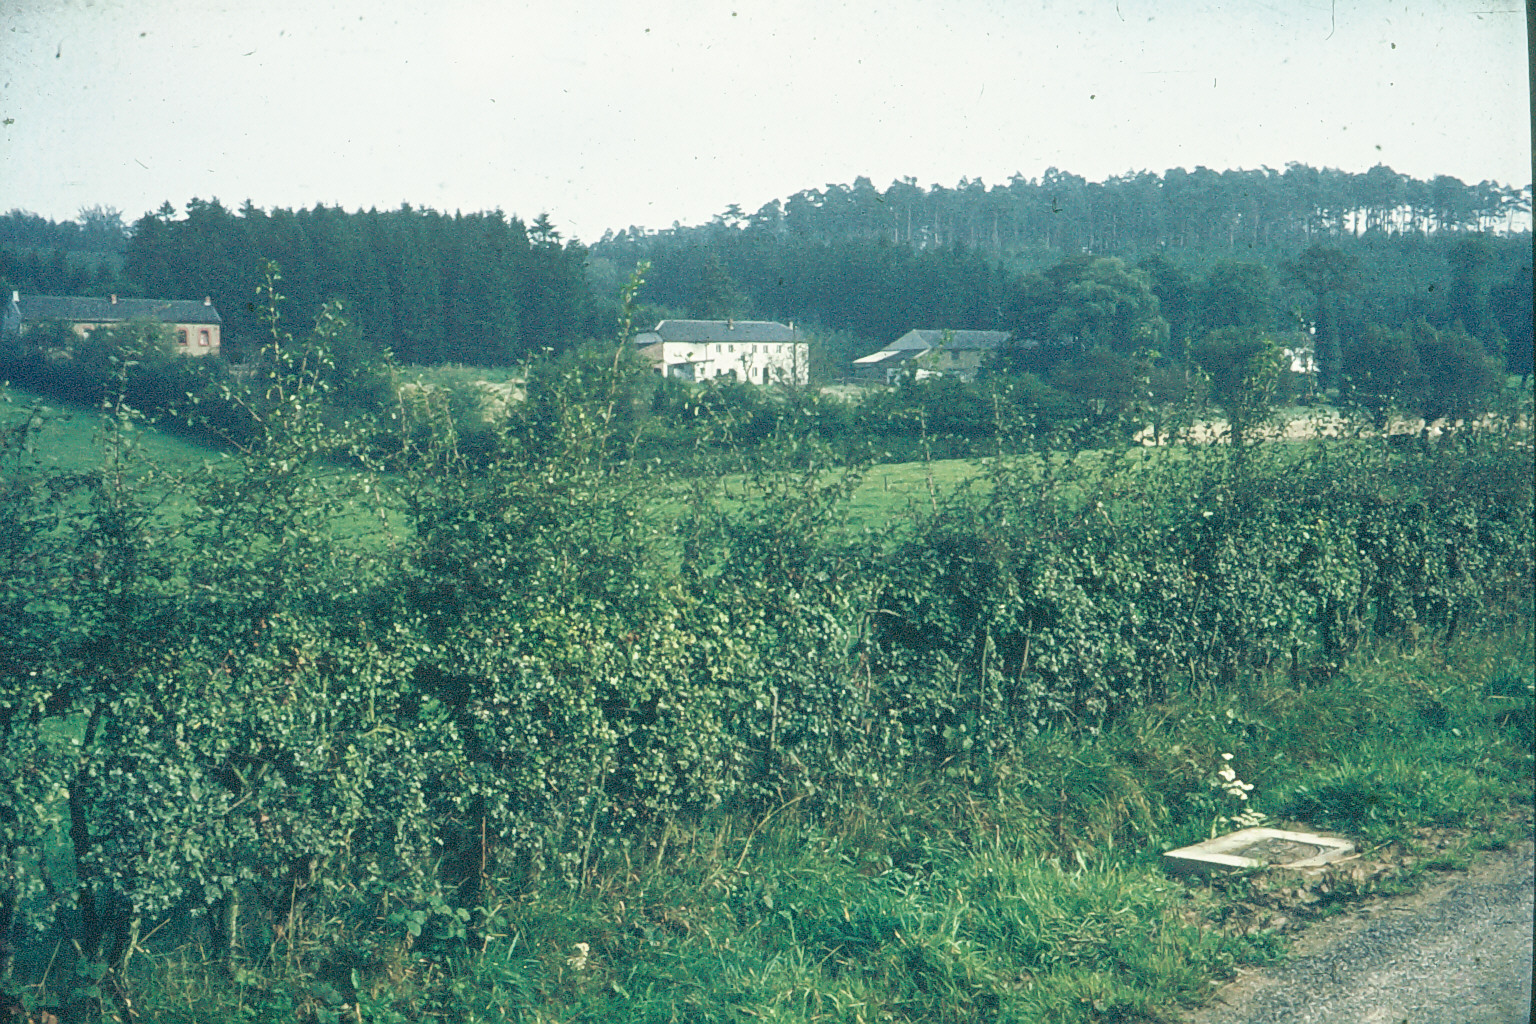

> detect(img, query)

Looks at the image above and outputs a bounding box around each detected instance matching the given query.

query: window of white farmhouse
[177,330,188,346]
[198,330,210,346]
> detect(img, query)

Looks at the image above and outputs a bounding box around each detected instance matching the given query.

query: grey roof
[15,294,222,325]
[645,319,803,344]
[855,329,1011,364]
[891,329,1009,351]
[852,348,911,366]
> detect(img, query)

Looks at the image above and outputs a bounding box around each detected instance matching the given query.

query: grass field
[1,385,231,475]
[0,384,407,552]
[0,383,1297,574]
[1,383,999,548]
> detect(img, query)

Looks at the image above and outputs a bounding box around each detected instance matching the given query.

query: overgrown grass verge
[122,627,1532,1024]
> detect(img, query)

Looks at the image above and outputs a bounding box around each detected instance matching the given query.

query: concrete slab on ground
[1164,828,1355,876]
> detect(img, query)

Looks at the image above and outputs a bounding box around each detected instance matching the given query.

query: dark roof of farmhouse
[639,319,804,344]
[854,329,1012,365]
[14,294,223,325]
[890,329,1010,351]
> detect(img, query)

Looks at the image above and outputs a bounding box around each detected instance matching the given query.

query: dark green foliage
[0,208,129,301]
[0,246,121,299]
[1443,234,1507,353]
[1049,347,1141,428]
[598,230,1012,356]
[1339,320,1506,432]
[1199,261,1275,334]
[1339,324,1421,429]
[0,316,270,458]
[594,179,1525,418]
[1190,328,1285,446]
[120,201,595,367]
[1406,321,1506,426]
[599,164,1526,263]
[1138,252,1199,359]
[692,252,750,320]
[0,207,128,255]
[1490,258,1533,378]
[870,432,1534,752]
[1040,255,1170,353]
[1285,244,1358,388]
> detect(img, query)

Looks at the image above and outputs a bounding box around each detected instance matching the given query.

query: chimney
[727,318,734,330]
[110,294,118,304]
[204,296,212,306]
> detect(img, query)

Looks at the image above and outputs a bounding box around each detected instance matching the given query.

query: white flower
[566,942,590,970]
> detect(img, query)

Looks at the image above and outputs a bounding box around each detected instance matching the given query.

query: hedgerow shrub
[869,423,1534,748]
[0,259,1529,1018]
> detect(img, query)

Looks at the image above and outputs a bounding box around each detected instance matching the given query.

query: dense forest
[2,202,595,366]
[1,163,1530,381]
[629,165,1531,251]
[589,166,1531,381]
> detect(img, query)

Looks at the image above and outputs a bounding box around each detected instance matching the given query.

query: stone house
[3,292,223,357]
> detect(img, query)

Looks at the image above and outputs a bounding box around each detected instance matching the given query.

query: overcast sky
[2,0,1530,242]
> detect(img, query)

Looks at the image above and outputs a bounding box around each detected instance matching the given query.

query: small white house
[634,319,808,386]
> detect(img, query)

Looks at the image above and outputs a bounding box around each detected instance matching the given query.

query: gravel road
[1173,840,1534,1024]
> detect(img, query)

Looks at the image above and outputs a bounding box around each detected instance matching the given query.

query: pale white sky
[2,0,1530,242]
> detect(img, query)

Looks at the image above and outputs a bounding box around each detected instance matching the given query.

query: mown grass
[0,382,1197,560]
[125,626,1533,1024]
[0,384,405,549]
[399,363,528,389]
[1,384,228,477]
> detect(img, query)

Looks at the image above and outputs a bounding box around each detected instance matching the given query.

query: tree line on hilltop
[0,163,1529,389]
[601,164,1530,254]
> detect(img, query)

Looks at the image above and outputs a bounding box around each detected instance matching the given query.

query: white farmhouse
[634,319,809,386]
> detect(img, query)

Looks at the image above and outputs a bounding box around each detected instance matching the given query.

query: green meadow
[1,383,994,548]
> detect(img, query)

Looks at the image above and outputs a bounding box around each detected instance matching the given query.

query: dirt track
[1171,840,1534,1024]
[1134,409,1527,446]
